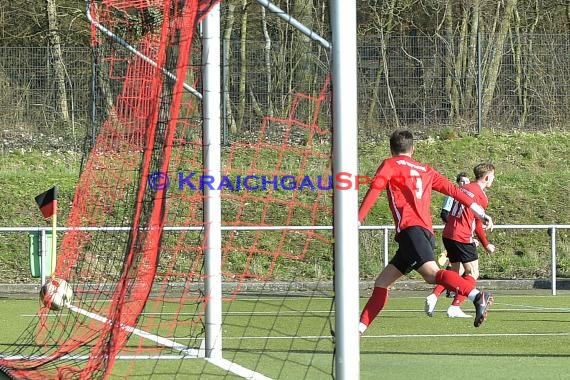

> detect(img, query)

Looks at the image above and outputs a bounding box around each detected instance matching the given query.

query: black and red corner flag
[35,187,58,219]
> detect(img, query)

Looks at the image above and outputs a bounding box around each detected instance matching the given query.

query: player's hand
[483,215,494,231]
[357,220,362,227]
[485,243,495,254]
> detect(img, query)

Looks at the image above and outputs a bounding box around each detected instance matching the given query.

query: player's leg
[390,226,451,316]
[446,241,480,317]
[429,266,492,326]
[359,264,403,334]
[426,260,462,316]
[431,250,451,298]
[446,262,464,297]
[386,227,442,317]
[426,238,458,315]
[452,260,479,306]
[360,229,424,334]
[423,237,492,327]
[434,238,473,296]
[448,260,480,317]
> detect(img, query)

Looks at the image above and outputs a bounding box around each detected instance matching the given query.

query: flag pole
[34,186,58,277]
[51,199,57,274]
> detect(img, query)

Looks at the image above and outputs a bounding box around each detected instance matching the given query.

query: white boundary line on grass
[217,332,570,340]
[0,355,268,380]
[21,305,570,318]
[360,332,570,339]
[67,304,201,357]
[6,305,272,379]
[68,305,272,379]
[206,357,272,380]
[0,354,196,360]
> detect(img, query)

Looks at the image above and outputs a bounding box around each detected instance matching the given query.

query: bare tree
[236,0,250,132]
[463,0,480,113]
[46,0,70,123]
[361,0,399,128]
[511,0,538,128]
[260,5,274,117]
[223,2,238,133]
[449,3,469,119]
[291,0,315,94]
[482,0,518,120]
[566,0,570,31]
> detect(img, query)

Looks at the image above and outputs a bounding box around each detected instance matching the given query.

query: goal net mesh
[0,1,335,379]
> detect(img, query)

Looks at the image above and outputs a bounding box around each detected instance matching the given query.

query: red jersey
[358,155,476,234]
[442,182,490,246]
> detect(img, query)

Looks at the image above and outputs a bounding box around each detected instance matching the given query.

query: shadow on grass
[533,279,570,290]
[360,350,570,358]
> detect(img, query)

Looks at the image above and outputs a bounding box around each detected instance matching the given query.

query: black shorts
[389,226,436,275]
[442,237,478,264]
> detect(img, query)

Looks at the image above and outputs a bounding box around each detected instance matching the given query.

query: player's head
[456,172,470,187]
[473,162,495,188]
[389,130,414,156]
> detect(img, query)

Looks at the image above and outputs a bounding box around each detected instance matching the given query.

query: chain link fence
[359,34,570,135]
[0,34,568,152]
[0,46,92,153]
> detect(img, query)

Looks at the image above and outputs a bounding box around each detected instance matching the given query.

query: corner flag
[34,186,59,277]
[35,187,58,219]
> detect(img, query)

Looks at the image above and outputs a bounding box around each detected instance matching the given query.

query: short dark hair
[473,162,495,180]
[456,172,469,183]
[389,130,414,154]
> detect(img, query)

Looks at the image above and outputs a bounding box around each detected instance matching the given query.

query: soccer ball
[437,250,449,267]
[39,276,73,311]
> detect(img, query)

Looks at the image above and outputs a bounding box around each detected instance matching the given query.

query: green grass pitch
[1,290,569,379]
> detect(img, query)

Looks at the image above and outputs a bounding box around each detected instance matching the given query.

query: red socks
[360,287,389,328]
[432,284,446,297]
[452,274,476,306]
[360,272,476,329]
[435,269,476,297]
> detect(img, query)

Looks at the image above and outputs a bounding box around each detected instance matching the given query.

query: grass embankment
[0,132,568,283]
[360,131,570,280]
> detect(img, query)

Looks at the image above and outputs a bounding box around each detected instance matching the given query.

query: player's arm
[432,171,493,229]
[358,162,391,223]
[474,218,494,253]
[474,193,494,252]
[440,209,449,223]
[440,196,453,223]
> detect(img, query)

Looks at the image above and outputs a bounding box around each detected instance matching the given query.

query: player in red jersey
[439,172,470,299]
[440,172,470,223]
[358,130,494,334]
[425,163,496,318]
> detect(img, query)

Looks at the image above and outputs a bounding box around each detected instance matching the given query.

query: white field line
[359,332,570,339]
[491,302,570,311]
[206,357,273,380]
[7,304,272,380]
[22,305,570,319]
[4,331,566,356]
[67,304,201,357]
[181,331,570,341]
[0,354,198,360]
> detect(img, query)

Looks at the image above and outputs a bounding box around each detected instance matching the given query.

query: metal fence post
[383,227,389,268]
[550,227,557,295]
[40,229,46,286]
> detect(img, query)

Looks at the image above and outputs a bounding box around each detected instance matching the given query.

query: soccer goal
[0,1,359,378]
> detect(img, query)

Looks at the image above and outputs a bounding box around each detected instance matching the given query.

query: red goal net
[0,1,335,379]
